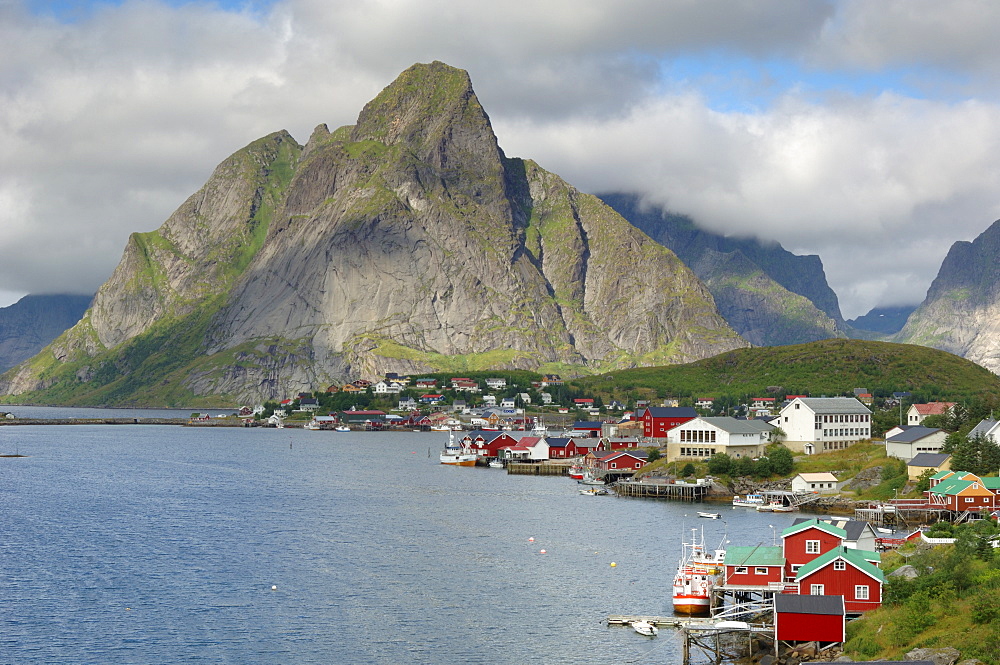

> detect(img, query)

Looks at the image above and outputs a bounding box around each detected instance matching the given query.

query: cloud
[2,0,1000,320]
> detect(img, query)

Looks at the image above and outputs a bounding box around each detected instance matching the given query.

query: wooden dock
[506,462,569,476]
[612,478,708,500]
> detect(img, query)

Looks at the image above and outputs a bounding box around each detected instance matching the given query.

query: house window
[611,463,617,469]
[790,564,802,573]
[805,540,820,554]
[855,585,869,600]
[735,567,748,574]
[965,497,975,503]
[810,584,824,595]
[834,560,846,570]
[755,567,768,575]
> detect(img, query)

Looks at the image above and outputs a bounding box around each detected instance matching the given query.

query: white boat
[578,470,604,485]
[732,493,765,508]
[440,431,477,466]
[305,420,320,430]
[672,528,725,616]
[579,487,609,496]
[756,500,794,512]
[697,512,721,519]
[631,620,658,636]
[430,425,451,431]
[488,460,504,469]
[334,425,350,432]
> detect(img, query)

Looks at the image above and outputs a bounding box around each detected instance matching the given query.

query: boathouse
[774,594,845,644]
[791,547,883,614]
[781,520,847,579]
[723,546,785,588]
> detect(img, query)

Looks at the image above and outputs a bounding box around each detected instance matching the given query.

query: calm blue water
[0,422,800,664]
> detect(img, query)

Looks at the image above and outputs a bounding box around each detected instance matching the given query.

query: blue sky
[4,0,1000,319]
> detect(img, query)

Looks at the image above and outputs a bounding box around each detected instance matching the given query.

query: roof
[795,473,839,482]
[546,437,571,448]
[930,469,955,480]
[912,402,955,415]
[773,593,845,616]
[643,407,698,418]
[786,397,871,415]
[572,421,603,429]
[907,453,950,468]
[929,477,992,496]
[782,518,847,540]
[724,546,785,567]
[970,419,1000,439]
[886,426,943,443]
[792,518,873,542]
[796,547,885,583]
[689,417,774,434]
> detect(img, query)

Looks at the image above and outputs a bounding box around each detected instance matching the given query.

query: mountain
[847,305,916,336]
[0,294,93,373]
[0,62,747,406]
[598,193,846,346]
[894,219,1000,374]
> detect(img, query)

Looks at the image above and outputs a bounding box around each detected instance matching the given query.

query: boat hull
[440,458,477,466]
[672,594,711,615]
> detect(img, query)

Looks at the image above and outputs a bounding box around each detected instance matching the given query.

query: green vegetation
[844,520,1000,663]
[569,338,1000,405]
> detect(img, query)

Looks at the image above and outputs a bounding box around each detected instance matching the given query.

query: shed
[774,593,845,643]
[791,472,839,493]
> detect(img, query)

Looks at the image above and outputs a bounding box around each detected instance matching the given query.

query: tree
[769,426,786,444]
[647,448,662,463]
[768,445,794,476]
[681,463,696,477]
[707,453,732,476]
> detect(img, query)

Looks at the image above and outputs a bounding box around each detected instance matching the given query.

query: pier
[612,478,709,500]
[506,462,569,476]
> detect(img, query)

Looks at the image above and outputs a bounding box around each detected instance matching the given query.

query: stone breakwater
[0,418,242,427]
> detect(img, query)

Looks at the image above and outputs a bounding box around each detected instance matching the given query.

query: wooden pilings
[613,479,708,500]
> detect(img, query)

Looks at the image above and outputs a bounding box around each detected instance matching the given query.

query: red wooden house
[573,437,603,456]
[791,547,884,613]
[774,594,845,644]
[781,519,847,580]
[461,431,518,459]
[723,546,785,589]
[926,472,997,512]
[546,437,579,459]
[637,407,697,438]
[603,437,641,450]
[592,450,648,472]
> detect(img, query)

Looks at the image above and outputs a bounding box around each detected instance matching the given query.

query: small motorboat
[580,487,609,496]
[697,512,721,519]
[488,460,504,468]
[631,620,658,636]
[334,426,350,432]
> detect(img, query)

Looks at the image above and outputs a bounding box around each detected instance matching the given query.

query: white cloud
[3,0,1000,322]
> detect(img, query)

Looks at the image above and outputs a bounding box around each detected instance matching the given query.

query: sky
[5,1,1000,319]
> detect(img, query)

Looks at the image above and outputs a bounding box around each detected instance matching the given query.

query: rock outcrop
[895,219,1000,373]
[0,62,747,405]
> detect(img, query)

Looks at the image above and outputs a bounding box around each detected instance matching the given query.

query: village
[216,374,1000,663]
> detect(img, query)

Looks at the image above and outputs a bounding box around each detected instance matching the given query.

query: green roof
[930,478,985,495]
[930,470,955,480]
[980,477,1000,490]
[796,547,885,583]
[782,518,847,540]
[723,546,785,567]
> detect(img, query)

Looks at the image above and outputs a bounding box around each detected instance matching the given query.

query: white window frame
[805,539,820,554]
[834,560,846,571]
[810,584,824,595]
[755,567,768,575]
[735,566,748,574]
[855,585,869,600]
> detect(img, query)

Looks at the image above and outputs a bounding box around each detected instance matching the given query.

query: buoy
[540,549,546,554]
[271,585,277,591]
[528,537,535,542]
[610,562,617,567]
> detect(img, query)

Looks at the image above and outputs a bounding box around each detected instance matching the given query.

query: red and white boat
[672,528,725,615]
[568,462,586,480]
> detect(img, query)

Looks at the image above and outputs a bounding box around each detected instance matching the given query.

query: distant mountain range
[0,294,92,373]
[2,62,998,407]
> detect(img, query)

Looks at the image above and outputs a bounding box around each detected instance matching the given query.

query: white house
[539,392,553,405]
[373,381,404,394]
[906,402,955,426]
[485,378,507,389]
[500,397,516,409]
[778,397,872,455]
[969,419,1000,442]
[482,394,497,406]
[791,472,840,494]
[885,426,948,462]
[665,416,773,462]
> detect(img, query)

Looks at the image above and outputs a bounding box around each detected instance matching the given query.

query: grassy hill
[569,339,1000,403]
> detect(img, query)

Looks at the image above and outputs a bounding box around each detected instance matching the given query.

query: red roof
[914,402,955,415]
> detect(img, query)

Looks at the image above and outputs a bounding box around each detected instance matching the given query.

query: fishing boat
[334,425,350,432]
[439,431,477,466]
[488,459,504,469]
[631,620,658,636]
[672,528,726,615]
[697,512,721,519]
[568,463,586,480]
[577,470,605,486]
[732,494,765,508]
[579,487,609,496]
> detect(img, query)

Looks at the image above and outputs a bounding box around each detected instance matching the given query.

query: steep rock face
[1,62,746,405]
[600,193,846,345]
[895,219,1000,373]
[0,294,92,372]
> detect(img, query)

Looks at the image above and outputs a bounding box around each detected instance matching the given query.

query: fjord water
[0,423,793,664]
